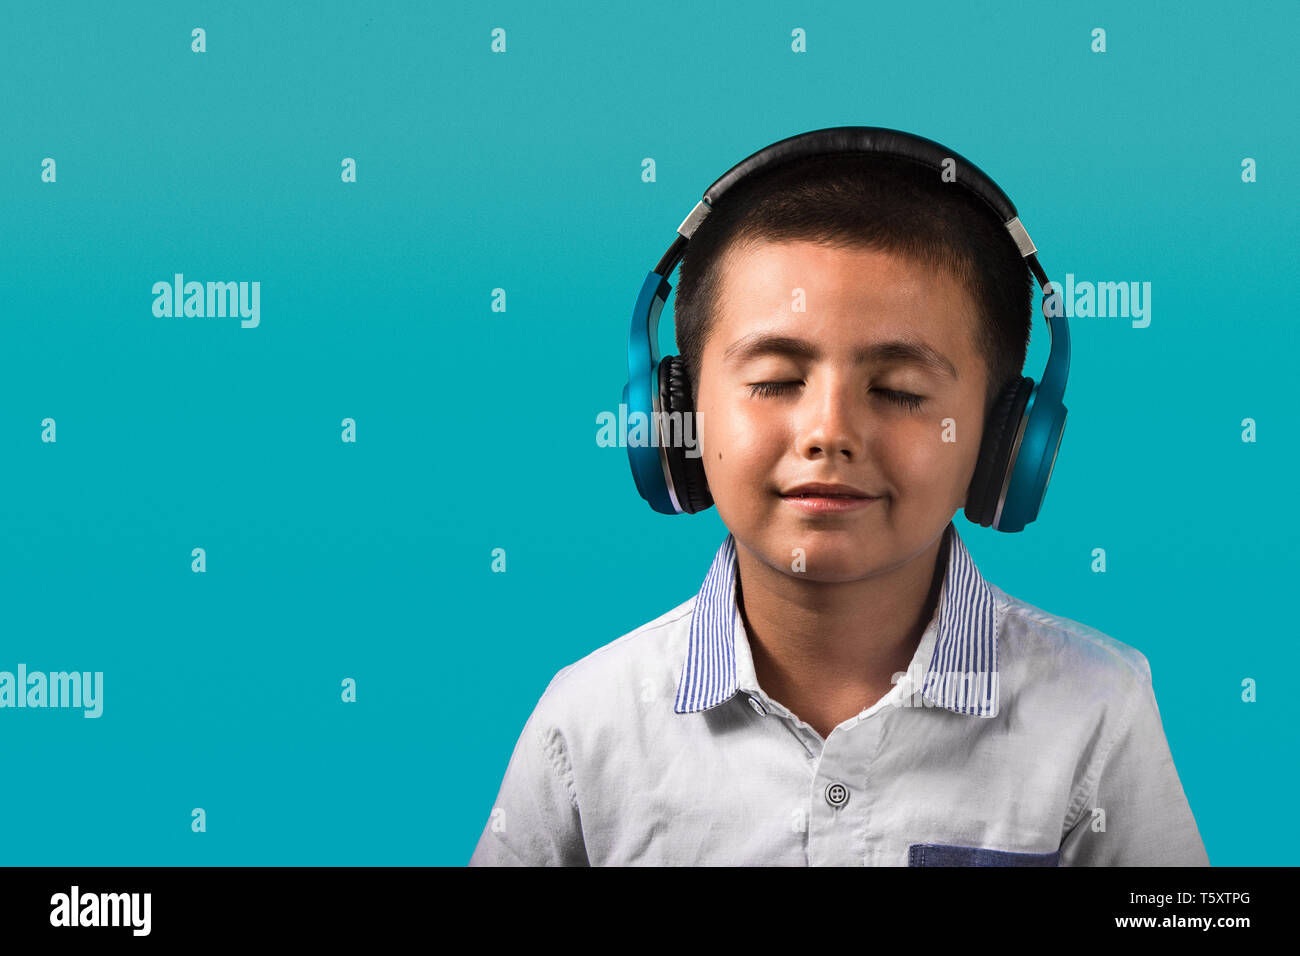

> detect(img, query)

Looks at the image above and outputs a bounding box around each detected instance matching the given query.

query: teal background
[1,0,1295,865]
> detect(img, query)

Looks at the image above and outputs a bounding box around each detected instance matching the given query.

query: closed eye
[878,389,926,411]
[747,381,926,411]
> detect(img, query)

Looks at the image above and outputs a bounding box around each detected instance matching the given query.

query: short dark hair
[672,152,1033,421]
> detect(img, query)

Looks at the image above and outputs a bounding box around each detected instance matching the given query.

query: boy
[469,141,1208,866]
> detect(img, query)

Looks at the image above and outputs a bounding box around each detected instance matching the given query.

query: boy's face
[694,239,989,582]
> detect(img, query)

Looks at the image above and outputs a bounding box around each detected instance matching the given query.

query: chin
[758,533,885,577]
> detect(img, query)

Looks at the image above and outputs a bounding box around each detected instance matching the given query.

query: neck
[736,525,950,735]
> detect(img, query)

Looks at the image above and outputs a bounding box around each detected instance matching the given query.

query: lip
[780,481,877,498]
[780,494,880,515]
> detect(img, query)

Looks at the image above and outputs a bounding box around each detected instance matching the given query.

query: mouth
[778,483,882,514]
[780,494,881,514]
[780,482,880,499]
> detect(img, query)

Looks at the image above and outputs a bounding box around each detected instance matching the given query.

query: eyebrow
[722,332,959,379]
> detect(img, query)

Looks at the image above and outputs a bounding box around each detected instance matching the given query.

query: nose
[796,371,863,461]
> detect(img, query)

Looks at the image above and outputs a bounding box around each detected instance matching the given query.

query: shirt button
[824,782,850,808]
[746,696,766,716]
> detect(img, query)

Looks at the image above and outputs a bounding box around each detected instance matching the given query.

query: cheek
[879,417,962,487]
[699,400,786,506]
[702,398,783,462]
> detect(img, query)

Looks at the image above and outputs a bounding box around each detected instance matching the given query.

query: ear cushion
[658,356,714,514]
[965,376,1034,528]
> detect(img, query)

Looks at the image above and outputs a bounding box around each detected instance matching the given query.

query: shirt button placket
[808,719,878,866]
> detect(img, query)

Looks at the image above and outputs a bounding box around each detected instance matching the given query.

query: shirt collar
[673,521,999,718]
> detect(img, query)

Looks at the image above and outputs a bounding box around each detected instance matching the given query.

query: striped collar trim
[673,523,999,718]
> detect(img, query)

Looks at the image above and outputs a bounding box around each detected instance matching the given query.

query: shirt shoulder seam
[534,719,580,812]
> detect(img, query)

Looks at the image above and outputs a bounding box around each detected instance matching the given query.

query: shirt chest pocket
[908,843,1061,866]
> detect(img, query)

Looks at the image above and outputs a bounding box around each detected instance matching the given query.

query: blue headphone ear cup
[658,356,714,514]
[965,376,1034,529]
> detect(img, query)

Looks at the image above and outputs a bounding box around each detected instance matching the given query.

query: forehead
[708,239,982,366]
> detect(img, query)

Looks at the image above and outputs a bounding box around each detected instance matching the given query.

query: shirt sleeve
[468,704,589,867]
[1058,656,1209,866]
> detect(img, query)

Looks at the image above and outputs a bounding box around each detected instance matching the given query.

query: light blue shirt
[470,522,1209,866]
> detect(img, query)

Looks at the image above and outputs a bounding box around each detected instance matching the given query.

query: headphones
[621,126,1069,533]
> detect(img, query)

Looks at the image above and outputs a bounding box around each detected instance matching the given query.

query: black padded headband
[656,125,1049,290]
